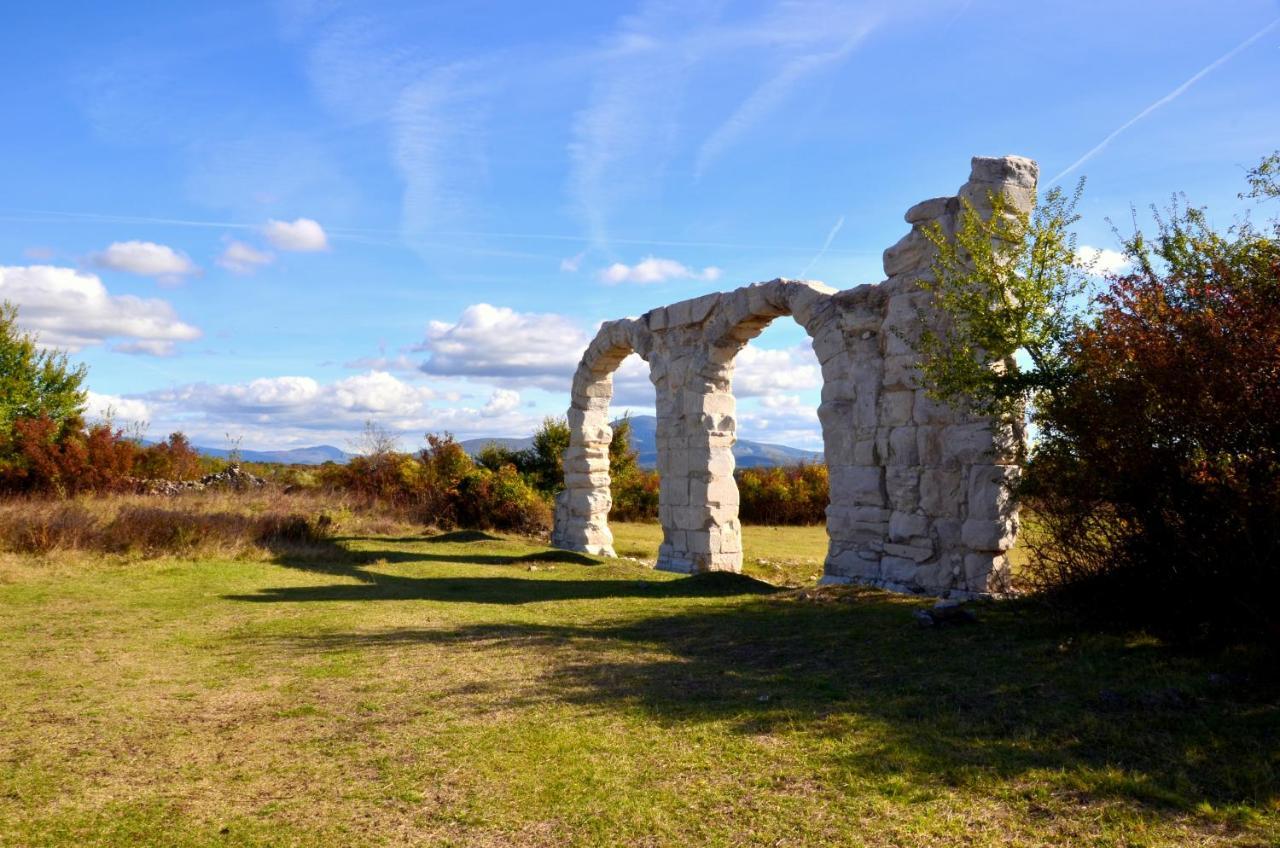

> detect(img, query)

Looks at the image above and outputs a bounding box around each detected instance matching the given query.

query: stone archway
[654,280,839,573]
[552,317,655,557]
[553,155,1036,598]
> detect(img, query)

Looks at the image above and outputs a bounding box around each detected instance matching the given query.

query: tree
[608,414,639,479]
[1025,185,1280,640]
[914,180,1090,423]
[0,301,87,438]
[525,416,570,492]
[1242,151,1280,201]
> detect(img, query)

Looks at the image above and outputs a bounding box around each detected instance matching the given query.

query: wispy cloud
[693,25,877,180]
[1048,16,1280,186]
[570,1,893,248]
[217,239,275,274]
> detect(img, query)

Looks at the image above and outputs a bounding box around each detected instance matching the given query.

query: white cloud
[342,353,421,373]
[85,390,151,427]
[91,240,198,282]
[1076,245,1130,276]
[738,394,822,450]
[263,218,329,252]
[217,239,275,274]
[417,303,589,386]
[138,370,540,449]
[559,252,585,272]
[733,345,821,397]
[0,265,201,356]
[598,257,722,285]
[482,388,521,417]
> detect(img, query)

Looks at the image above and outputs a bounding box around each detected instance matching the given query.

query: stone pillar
[551,318,653,557]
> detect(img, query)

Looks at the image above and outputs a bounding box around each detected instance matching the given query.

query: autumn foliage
[1024,204,1280,641]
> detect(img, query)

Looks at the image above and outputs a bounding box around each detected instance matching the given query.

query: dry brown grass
[0,489,426,559]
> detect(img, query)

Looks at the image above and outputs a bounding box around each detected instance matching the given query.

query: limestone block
[826,548,879,579]
[888,426,918,466]
[882,227,933,278]
[942,422,1003,466]
[888,510,930,542]
[852,435,876,466]
[913,390,962,425]
[882,293,927,356]
[694,391,736,417]
[877,391,914,427]
[882,354,922,391]
[910,563,952,591]
[707,449,735,479]
[790,285,835,329]
[820,377,855,404]
[747,282,788,318]
[563,488,612,517]
[960,181,1035,216]
[967,464,1020,521]
[820,351,854,384]
[811,325,848,365]
[961,517,1017,551]
[886,466,921,512]
[704,551,743,572]
[904,196,951,224]
[916,425,945,466]
[931,518,962,550]
[691,476,740,506]
[919,468,964,517]
[968,155,1039,188]
[830,465,883,507]
[708,524,742,554]
[884,542,934,563]
[963,553,1011,593]
[564,471,611,488]
[880,556,919,584]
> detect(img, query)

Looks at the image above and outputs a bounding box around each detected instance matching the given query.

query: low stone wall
[552,155,1036,599]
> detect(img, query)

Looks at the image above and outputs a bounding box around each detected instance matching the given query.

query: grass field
[1,522,1276,847]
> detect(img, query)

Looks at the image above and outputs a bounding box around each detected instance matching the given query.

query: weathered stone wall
[552,155,1037,598]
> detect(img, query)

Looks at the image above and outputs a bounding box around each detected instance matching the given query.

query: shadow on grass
[261,588,1280,815]
[226,535,776,605]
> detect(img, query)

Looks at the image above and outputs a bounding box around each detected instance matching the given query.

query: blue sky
[1,0,1277,452]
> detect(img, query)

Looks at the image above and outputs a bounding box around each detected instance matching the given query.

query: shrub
[133,433,203,481]
[1023,193,1280,642]
[611,468,660,521]
[737,464,829,525]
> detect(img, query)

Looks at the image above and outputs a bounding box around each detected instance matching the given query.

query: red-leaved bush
[1024,208,1280,641]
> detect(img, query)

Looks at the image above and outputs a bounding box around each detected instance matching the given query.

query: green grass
[0,523,1275,847]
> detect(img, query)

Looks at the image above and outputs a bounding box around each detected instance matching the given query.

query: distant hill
[461,415,822,469]
[184,415,821,468]
[190,444,353,465]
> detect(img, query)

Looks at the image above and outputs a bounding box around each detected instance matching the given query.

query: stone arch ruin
[552,155,1036,598]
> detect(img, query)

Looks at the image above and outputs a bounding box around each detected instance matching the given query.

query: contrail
[798,215,846,278]
[1048,16,1280,186]
[0,209,875,255]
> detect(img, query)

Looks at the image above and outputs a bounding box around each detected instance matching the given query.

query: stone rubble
[552,155,1036,599]
[129,464,267,496]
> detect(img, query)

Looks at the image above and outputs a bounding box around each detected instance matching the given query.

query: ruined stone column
[551,318,653,557]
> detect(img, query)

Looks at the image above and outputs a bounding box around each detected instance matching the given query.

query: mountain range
[459,415,822,469]
[184,415,821,468]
